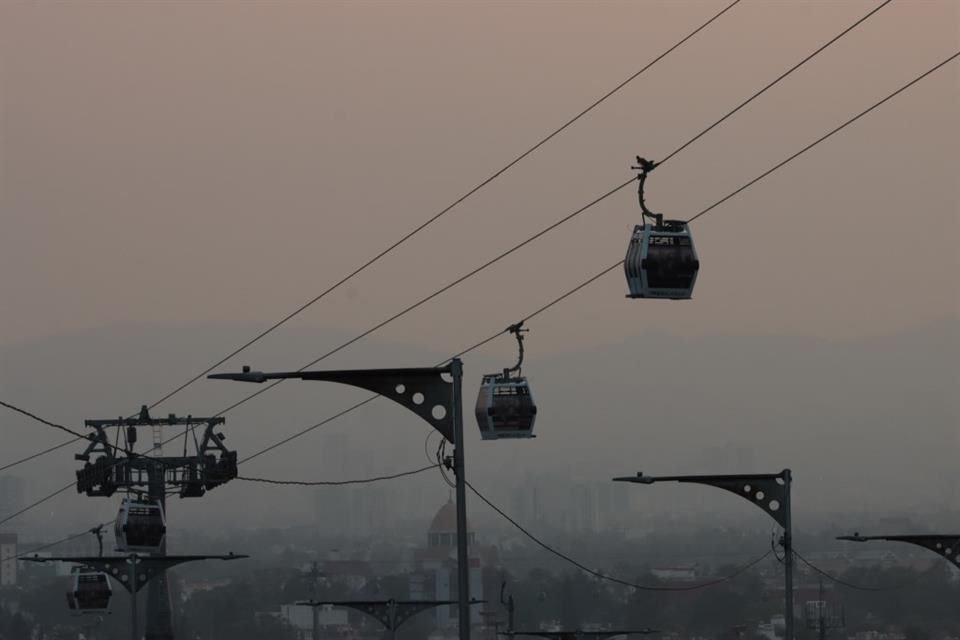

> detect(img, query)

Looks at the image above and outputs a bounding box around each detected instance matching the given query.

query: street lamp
[837,533,960,571]
[210,359,474,640]
[613,470,794,640]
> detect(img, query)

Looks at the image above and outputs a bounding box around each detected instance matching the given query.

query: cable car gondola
[114,495,166,553]
[624,157,699,299]
[67,568,112,611]
[475,322,537,440]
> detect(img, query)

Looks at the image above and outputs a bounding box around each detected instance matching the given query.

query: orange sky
[2,0,957,353]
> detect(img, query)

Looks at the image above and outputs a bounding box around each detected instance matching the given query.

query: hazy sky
[2,0,957,354]
[0,2,958,535]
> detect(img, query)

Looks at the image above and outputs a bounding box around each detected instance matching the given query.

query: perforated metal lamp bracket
[24,553,247,594]
[614,470,792,530]
[210,361,460,443]
[837,534,960,570]
[299,364,458,443]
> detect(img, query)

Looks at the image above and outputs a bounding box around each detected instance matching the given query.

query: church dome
[426,498,474,548]
[429,498,458,533]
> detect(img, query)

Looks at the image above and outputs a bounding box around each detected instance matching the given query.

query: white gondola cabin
[624,220,699,299]
[67,570,112,611]
[115,496,166,553]
[475,373,537,440]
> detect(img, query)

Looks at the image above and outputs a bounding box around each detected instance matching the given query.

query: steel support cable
[0,261,589,525]
[3,50,957,524]
[212,183,634,418]
[0,483,75,529]
[14,521,115,561]
[793,549,909,591]
[0,400,187,464]
[236,464,439,486]
[206,2,895,419]
[0,2,886,472]
[466,478,772,592]
[0,400,89,440]
[218,50,960,473]
[689,49,960,223]
[0,439,78,474]
[659,0,892,167]
[142,0,743,416]
[238,261,624,466]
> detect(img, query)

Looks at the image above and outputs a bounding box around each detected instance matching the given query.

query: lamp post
[613,470,793,640]
[837,533,960,570]
[210,359,473,640]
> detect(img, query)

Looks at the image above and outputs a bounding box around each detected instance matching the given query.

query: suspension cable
[2,47,956,525]
[0,1,895,474]
[141,0,743,416]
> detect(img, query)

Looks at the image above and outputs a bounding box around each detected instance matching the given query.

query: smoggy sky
[1,0,958,355]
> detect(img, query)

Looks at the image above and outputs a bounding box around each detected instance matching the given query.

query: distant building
[280,604,348,639]
[0,533,17,586]
[410,499,500,629]
[0,476,25,523]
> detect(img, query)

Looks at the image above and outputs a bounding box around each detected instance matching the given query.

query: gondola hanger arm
[503,322,528,377]
[631,155,662,225]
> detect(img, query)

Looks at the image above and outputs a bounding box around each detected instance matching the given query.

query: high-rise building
[0,476,25,524]
[413,499,498,627]
[0,533,17,586]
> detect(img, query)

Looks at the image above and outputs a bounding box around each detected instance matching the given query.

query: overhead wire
[205,0,896,419]
[236,464,438,486]
[185,44,960,468]
[466,478,772,592]
[689,49,960,223]
[0,400,90,441]
[212,181,634,417]
[0,0,891,473]
[0,400,201,465]
[659,0,892,167]
[14,521,115,561]
[793,549,908,591]
[0,439,78,474]
[0,484,75,529]
[3,31,956,528]
[237,261,623,467]
[141,0,743,416]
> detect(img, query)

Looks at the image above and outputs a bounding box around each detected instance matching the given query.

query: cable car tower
[74,406,238,640]
[624,156,700,299]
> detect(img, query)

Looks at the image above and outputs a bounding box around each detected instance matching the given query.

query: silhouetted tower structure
[75,406,238,640]
[803,579,844,640]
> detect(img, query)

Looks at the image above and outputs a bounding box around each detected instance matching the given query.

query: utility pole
[74,406,239,639]
[803,578,843,640]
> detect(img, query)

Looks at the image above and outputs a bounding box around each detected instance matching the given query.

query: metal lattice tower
[74,406,238,640]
